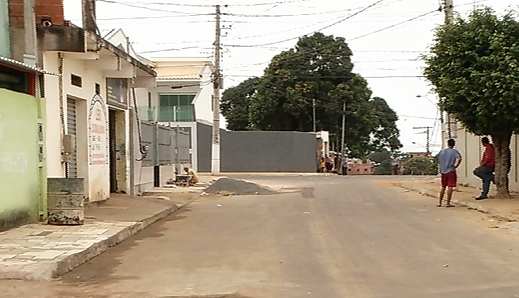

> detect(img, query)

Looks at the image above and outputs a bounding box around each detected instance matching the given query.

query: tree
[403,157,436,176]
[373,159,393,175]
[423,8,519,196]
[222,33,402,157]
[369,97,401,151]
[221,77,261,131]
[368,149,391,164]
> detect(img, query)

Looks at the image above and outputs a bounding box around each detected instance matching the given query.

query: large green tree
[221,33,402,157]
[423,8,519,196]
[220,77,260,130]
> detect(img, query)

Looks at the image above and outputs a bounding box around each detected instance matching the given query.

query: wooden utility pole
[211,5,222,175]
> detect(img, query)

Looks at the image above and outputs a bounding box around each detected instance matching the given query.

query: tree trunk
[491,132,512,198]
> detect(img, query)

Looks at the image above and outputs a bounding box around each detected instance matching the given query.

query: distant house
[142,57,215,171]
[347,160,375,175]
[408,152,432,159]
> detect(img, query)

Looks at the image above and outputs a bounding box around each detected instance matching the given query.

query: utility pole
[312,98,316,133]
[340,101,346,168]
[211,5,221,175]
[444,0,454,24]
[413,126,433,155]
[444,0,454,140]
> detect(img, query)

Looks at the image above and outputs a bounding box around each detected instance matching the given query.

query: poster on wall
[88,95,108,165]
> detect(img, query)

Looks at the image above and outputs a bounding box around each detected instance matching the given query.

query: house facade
[34,0,156,201]
[1,0,48,230]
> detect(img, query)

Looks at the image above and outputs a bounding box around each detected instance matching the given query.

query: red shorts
[441,171,457,187]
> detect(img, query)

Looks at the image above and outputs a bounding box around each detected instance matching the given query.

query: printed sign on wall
[106,78,128,106]
[88,95,108,165]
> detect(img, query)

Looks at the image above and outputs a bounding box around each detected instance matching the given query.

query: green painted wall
[0,0,10,57]
[0,88,46,230]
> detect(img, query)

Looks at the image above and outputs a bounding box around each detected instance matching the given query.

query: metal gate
[140,122,191,167]
[67,98,77,178]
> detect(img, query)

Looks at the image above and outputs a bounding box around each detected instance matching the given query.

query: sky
[64,0,517,154]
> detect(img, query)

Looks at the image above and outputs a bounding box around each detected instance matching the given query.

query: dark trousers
[342,167,348,175]
[473,166,494,198]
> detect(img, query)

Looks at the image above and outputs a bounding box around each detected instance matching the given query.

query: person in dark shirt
[473,137,495,200]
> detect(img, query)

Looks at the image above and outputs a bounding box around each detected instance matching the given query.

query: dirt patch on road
[204,178,277,196]
[162,295,250,298]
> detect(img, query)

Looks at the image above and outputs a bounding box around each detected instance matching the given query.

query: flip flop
[437,204,442,207]
[446,204,455,208]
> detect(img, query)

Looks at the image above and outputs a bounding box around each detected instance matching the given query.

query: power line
[139,46,201,54]
[223,0,386,48]
[97,0,210,14]
[97,14,216,20]
[224,74,425,79]
[348,9,441,41]
[223,6,365,18]
[101,0,316,7]
[224,76,430,121]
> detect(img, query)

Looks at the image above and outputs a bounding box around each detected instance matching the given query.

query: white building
[40,20,156,201]
[142,57,215,172]
[442,120,519,191]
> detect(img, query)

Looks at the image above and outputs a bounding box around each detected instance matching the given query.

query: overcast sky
[65,0,517,154]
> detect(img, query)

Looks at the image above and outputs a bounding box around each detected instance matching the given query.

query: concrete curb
[395,183,519,222]
[50,203,181,280]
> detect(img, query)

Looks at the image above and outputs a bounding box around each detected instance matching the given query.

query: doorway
[108,109,127,193]
[109,109,117,193]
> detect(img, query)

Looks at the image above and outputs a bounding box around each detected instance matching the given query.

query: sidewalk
[393,177,519,222]
[0,192,197,281]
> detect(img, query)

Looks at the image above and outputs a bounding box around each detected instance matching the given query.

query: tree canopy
[423,7,519,196]
[221,33,402,157]
[403,157,437,176]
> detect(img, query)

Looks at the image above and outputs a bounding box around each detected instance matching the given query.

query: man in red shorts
[437,139,462,207]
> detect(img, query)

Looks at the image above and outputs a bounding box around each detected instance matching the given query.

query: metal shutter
[67,98,77,178]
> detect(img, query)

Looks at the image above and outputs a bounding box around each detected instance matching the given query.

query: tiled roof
[155,66,204,80]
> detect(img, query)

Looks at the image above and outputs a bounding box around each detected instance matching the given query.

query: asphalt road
[3,175,519,298]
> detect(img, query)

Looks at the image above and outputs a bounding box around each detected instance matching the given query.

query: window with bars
[159,94,196,122]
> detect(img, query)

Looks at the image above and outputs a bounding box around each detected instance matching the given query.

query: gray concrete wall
[197,122,213,172]
[196,122,316,173]
[221,131,316,172]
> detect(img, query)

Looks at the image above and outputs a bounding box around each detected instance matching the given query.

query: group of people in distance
[319,155,349,175]
[437,137,497,207]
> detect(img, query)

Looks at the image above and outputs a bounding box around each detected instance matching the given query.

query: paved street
[3,175,519,298]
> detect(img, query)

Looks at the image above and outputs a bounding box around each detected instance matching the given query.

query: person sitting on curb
[473,137,495,200]
[437,139,462,207]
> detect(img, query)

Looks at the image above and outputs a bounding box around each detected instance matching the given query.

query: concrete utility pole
[312,98,316,133]
[340,101,346,168]
[211,5,222,175]
[444,0,454,140]
[413,126,433,154]
[444,0,454,24]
